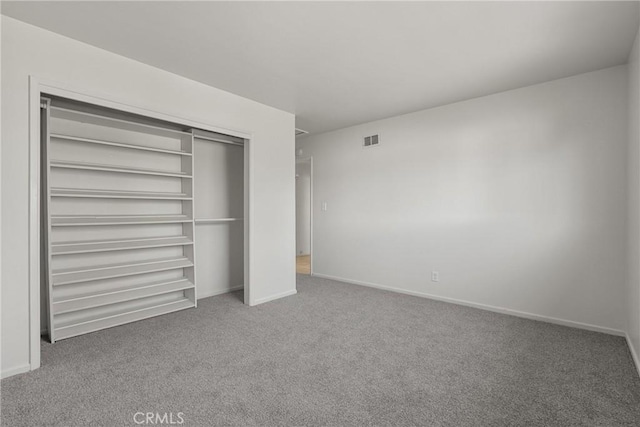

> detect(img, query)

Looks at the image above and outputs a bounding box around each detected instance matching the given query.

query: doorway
[295,158,312,275]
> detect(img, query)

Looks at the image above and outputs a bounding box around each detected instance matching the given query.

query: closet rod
[193,133,244,147]
[50,105,192,137]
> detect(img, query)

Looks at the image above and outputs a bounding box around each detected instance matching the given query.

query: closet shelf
[195,218,243,224]
[50,105,192,138]
[52,236,194,255]
[51,214,192,227]
[52,278,195,315]
[50,188,192,200]
[53,297,195,341]
[50,160,192,178]
[52,257,194,286]
[50,133,192,156]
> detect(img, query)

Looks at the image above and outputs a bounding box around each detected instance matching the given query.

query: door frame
[295,157,313,275]
[28,76,254,371]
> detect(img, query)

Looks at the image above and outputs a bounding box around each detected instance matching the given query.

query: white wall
[298,66,628,334]
[627,24,640,372]
[296,161,311,255]
[1,16,296,378]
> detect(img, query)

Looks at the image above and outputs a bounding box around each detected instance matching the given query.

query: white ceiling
[2,1,639,135]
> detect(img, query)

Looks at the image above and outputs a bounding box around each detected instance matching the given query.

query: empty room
[2,1,640,426]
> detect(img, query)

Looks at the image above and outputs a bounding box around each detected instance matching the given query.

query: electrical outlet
[431,271,440,282]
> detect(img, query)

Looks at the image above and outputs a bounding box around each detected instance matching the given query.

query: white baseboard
[251,289,297,306]
[198,285,244,300]
[313,273,626,337]
[1,363,31,379]
[626,334,640,377]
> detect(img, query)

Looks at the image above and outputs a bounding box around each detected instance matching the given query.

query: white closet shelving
[49,133,194,156]
[42,98,197,342]
[52,236,194,255]
[51,214,193,227]
[51,188,192,200]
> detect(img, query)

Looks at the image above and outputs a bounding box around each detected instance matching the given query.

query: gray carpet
[2,275,639,426]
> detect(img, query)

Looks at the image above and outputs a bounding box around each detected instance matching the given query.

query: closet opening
[36,92,249,347]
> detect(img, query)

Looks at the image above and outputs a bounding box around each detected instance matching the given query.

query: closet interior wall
[194,133,244,298]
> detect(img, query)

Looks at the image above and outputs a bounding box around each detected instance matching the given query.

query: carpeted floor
[2,275,640,426]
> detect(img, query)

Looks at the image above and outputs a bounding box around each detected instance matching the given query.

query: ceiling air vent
[363,134,380,147]
[295,128,308,137]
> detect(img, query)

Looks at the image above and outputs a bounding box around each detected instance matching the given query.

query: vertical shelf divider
[184,133,197,305]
